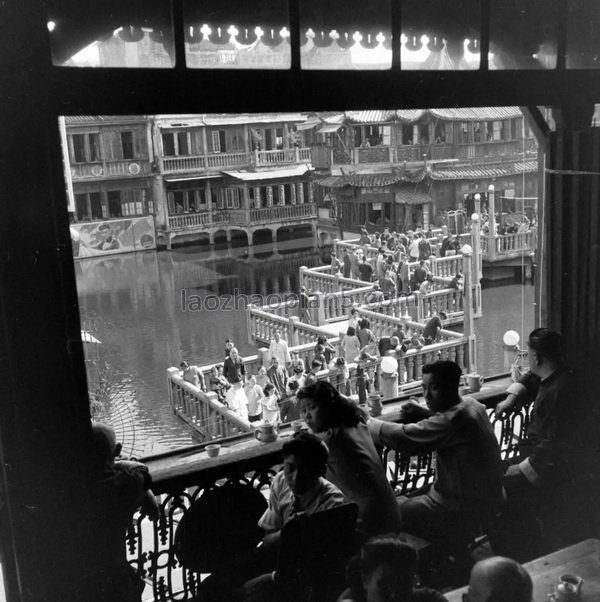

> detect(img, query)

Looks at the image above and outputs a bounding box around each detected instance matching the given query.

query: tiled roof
[428,107,523,121]
[395,187,432,205]
[317,169,425,188]
[345,110,397,124]
[428,159,538,181]
[64,115,147,124]
[320,107,523,126]
[395,110,426,122]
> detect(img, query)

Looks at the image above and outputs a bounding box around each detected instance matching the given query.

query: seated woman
[297,381,401,538]
[337,536,448,602]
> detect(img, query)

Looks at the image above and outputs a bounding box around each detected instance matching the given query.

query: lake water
[75,243,534,456]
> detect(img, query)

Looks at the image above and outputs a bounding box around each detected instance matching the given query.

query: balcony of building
[159,147,312,175]
[69,157,153,181]
[313,138,537,171]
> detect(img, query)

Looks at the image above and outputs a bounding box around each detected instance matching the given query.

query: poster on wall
[70,215,156,259]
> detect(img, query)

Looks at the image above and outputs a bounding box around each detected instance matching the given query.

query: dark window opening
[121,131,134,159]
[107,190,122,218]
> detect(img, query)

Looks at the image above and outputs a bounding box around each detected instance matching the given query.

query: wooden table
[445,539,600,602]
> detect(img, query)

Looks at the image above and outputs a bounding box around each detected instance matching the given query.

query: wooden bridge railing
[168,368,254,441]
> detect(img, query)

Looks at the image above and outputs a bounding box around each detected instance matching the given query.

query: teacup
[291,420,304,433]
[467,373,484,393]
[205,444,221,458]
[549,574,584,602]
[254,422,279,443]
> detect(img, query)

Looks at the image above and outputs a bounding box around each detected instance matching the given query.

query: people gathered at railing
[153,325,600,601]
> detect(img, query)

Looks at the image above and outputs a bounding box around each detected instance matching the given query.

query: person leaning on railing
[368,360,504,551]
[497,328,600,549]
[298,381,402,538]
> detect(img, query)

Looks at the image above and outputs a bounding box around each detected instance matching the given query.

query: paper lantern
[503,330,520,347]
[380,356,398,374]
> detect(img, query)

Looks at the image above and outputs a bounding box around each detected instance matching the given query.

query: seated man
[496,329,599,551]
[82,424,159,601]
[338,536,448,602]
[466,556,532,602]
[369,361,504,548]
[500,329,585,501]
[241,433,347,599]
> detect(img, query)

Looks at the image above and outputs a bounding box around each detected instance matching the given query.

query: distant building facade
[306,108,538,234]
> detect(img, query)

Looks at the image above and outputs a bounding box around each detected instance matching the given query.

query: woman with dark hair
[337,536,447,602]
[297,382,401,538]
[316,335,337,365]
[357,319,376,353]
[340,326,361,362]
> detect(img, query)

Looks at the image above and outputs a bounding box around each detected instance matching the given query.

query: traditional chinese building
[306,108,538,234]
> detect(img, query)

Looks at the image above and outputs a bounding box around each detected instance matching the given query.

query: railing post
[254,149,260,166]
[335,272,343,292]
[314,291,326,326]
[299,265,308,289]
[259,347,270,367]
[333,238,340,258]
[414,291,423,322]
[289,316,300,347]
[471,212,481,284]
[461,247,477,373]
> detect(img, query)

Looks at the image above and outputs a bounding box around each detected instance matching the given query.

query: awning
[317,123,342,134]
[223,164,312,181]
[165,174,222,182]
[296,117,322,131]
[395,188,432,205]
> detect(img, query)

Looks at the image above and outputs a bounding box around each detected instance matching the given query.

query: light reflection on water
[76,245,534,455]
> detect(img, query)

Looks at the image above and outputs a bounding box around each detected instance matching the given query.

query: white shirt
[269,339,291,365]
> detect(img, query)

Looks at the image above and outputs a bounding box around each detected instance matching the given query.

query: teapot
[548,574,583,602]
[254,421,279,443]
[466,373,484,393]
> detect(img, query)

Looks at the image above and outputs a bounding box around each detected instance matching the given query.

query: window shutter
[212,130,221,153]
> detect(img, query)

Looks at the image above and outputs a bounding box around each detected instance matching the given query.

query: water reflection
[76,243,322,455]
[76,244,534,455]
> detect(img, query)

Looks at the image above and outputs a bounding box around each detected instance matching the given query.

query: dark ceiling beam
[45,68,600,115]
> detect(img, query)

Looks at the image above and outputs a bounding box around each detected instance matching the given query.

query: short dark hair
[281,432,329,476]
[527,328,565,363]
[360,536,417,582]
[263,383,275,395]
[297,381,361,428]
[422,360,462,389]
[346,326,356,336]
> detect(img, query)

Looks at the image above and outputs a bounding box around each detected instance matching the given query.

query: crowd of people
[180,312,453,425]
[327,227,464,307]
[93,325,599,602]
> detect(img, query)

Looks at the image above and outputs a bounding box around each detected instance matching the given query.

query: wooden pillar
[546,103,600,374]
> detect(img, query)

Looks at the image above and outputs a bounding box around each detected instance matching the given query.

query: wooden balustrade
[168,368,254,441]
[70,159,151,179]
[142,380,531,600]
[249,203,316,224]
[168,210,231,230]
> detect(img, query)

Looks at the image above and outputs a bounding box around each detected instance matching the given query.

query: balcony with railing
[321,138,537,169]
[160,147,312,175]
[167,210,232,231]
[249,203,317,224]
[133,379,531,601]
[70,158,152,180]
